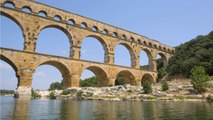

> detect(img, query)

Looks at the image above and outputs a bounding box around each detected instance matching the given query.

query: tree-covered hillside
[167,31,213,77]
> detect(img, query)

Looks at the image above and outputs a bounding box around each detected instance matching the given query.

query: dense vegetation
[167,31,213,77]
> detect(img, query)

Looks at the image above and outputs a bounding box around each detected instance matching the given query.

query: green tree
[80,76,98,87]
[49,81,63,90]
[190,66,210,93]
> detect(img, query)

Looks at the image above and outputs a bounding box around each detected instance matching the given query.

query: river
[0,96,213,120]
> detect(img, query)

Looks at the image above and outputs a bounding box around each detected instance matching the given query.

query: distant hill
[167,31,213,77]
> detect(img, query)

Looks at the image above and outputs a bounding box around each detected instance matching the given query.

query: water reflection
[12,99,30,120]
[1,96,213,120]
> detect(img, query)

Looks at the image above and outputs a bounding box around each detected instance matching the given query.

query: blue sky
[0,0,213,90]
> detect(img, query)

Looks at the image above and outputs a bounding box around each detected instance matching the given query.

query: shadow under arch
[36,25,72,57]
[82,66,109,87]
[35,60,71,88]
[141,73,155,84]
[81,35,109,63]
[115,70,137,86]
[114,42,136,67]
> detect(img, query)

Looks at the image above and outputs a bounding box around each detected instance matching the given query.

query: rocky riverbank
[34,80,213,102]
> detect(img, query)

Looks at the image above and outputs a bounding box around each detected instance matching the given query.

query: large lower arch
[0,12,24,50]
[114,43,136,67]
[141,73,155,84]
[0,55,19,89]
[115,70,137,86]
[80,35,108,63]
[33,60,71,89]
[81,66,109,87]
[0,55,18,72]
[36,25,72,57]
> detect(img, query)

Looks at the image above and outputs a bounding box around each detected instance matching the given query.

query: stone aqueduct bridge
[0,0,175,98]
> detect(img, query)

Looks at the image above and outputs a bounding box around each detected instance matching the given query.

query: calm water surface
[1,96,213,120]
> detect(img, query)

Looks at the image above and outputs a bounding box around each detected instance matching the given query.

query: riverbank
[34,80,213,102]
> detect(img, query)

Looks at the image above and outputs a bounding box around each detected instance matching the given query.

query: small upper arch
[80,22,87,28]
[112,32,118,37]
[92,26,98,32]
[38,10,47,17]
[3,1,16,9]
[130,37,135,42]
[121,34,127,40]
[21,6,32,13]
[68,19,75,25]
[53,15,62,21]
[102,29,108,35]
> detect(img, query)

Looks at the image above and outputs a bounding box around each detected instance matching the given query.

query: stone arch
[38,10,47,17]
[81,35,109,63]
[34,60,71,88]
[103,29,108,35]
[0,12,25,50]
[36,25,72,57]
[82,66,109,87]
[141,73,155,84]
[115,70,137,86]
[68,19,75,25]
[156,52,167,69]
[114,42,136,67]
[0,54,19,89]
[0,55,18,73]
[140,48,153,70]
[80,22,87,28]
[92,26,98,32]
[0,11,24,32]
[3,1,16,8]
[53,15,62,21]
[21,6,32,13]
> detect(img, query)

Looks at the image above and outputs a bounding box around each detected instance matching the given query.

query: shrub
[76,90,83,97]
[61,89,69,95]
[206,95,213,102]
[162,80,169,91]
[49,91,56,99]
[190,66,210,93]
[142,80,153,94]
[31,89,41,99]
